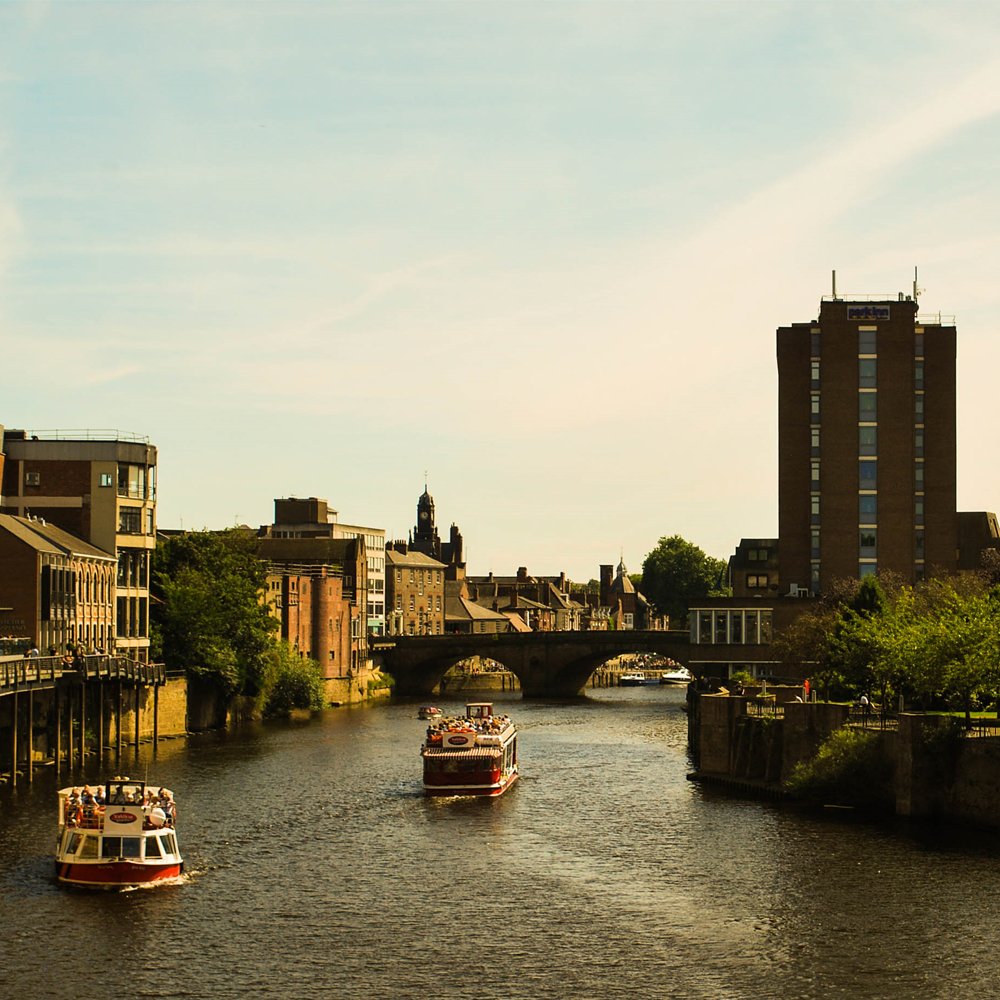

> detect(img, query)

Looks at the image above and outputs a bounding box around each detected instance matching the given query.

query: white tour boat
[55,776,183,888]
[421,702,519,797]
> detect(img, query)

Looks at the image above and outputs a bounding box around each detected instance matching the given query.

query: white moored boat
[659,666,694,685]
[421,702,519,797]
[55,776,183,888]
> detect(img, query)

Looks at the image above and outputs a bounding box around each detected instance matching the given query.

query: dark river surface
[2,684,1000,999]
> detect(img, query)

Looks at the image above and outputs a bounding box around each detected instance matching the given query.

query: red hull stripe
[57,861,182,886]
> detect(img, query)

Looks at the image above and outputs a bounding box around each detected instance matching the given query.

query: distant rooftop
[4,428,151,444]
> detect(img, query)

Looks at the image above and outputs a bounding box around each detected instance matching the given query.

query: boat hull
[55,859,183,888]
[423,770,519,797]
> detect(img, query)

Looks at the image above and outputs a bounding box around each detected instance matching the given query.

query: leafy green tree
[640,535,729,627]
[151,530,277,695]
[260,642,326,717]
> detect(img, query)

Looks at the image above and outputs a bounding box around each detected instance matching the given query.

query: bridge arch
[375,631,692,698]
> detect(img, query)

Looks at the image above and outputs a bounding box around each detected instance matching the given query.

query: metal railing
[8,428,150,443]
[0,655,164,692]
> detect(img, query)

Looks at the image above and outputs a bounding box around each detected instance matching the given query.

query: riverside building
[0,427,158,660]
[777,286,956,594]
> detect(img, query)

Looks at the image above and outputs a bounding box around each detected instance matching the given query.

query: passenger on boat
[93,786,105,806]
[65,790,83,827]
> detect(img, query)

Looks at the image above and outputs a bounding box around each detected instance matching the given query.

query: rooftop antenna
[832,269,837,299]
[913,266,922,304]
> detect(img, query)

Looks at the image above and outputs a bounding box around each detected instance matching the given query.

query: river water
[1,685,999,999]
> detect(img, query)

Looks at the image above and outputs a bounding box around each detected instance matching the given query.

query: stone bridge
[374,630,692,698]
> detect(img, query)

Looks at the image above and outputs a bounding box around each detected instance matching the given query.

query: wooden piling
[116,679,123,758]
[79,682,86,768]
[10,691,18,788]
[134,683,140,753]
[98,687,104,762]
[54,685,62,780]
[27,689,33,783]
[153,684,159,750]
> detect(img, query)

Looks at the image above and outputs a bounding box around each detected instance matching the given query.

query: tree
[640,535,729,627]
[151,530,277,696]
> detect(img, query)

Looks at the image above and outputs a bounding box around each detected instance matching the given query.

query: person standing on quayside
[860,693,871,723]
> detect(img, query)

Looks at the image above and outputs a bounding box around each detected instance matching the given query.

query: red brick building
[257,536,367,677]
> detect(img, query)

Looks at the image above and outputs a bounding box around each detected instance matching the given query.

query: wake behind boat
[55,776,183,888]
[421,702,518,797]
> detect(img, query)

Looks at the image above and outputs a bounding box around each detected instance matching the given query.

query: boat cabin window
[101,836,143,859]
[466,703,493,720]
[144,835,162,859]
[162,833,178,856]
[65,832,83,855]
[79,835,99,859]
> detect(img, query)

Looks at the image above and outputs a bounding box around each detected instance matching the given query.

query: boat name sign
[109,811,138,824]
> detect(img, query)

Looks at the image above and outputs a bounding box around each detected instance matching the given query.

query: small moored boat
[418,706,443,720]
[659,667,694,685]
[619,672,650,686]
[55,776,183,888]
[421,702,518,797]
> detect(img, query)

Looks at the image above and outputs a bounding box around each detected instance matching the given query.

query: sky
[3,1,1000,582]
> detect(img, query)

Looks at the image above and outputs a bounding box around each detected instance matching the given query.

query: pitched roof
[445,595,509,622]
[385,548,447,569]
[0,514,113,560]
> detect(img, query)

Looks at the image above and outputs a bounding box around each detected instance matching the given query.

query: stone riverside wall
[691,691,1000,829]
[107,675,188,742]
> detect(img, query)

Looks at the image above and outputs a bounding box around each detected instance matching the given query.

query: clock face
[419,511,429,520]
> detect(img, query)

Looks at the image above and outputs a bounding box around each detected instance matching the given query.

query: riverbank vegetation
[151,529,326,716]
[774,570,1000,720]
[785,728,894,811]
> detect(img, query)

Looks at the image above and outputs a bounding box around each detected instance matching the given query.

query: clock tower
[413,484,439,552]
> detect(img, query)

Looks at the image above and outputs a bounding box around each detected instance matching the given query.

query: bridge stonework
[375,631,692,698]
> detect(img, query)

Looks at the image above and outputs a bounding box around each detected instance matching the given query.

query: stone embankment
[689,686,1000,828]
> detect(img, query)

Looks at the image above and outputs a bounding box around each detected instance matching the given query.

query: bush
[785,727,893,812]
[260,643,326,717]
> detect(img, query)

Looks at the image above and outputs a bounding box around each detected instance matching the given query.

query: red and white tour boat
[55,776,183,888]
[421,702,519,797]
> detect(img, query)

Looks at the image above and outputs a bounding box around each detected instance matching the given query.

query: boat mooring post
[153,683,159,752]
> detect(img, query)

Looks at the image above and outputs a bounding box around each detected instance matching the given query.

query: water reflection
[1,685,998,999]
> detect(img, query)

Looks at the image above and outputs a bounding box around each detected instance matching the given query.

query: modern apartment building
[777,292,956,594]
[0,428,158,660]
